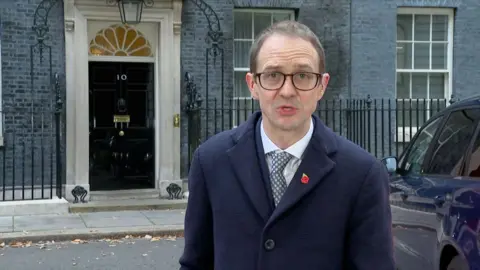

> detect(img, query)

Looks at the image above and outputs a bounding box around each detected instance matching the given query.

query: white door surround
[63,0,183,202]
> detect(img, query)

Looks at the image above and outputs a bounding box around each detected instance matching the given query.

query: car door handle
[434,195,446,207]
[434,193,452,207]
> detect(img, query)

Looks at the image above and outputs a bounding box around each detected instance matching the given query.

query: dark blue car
[381,95,480,270]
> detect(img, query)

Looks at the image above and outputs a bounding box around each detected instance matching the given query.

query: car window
[399,116,443,175]
[426,109,480,176]
[465,126,480,178]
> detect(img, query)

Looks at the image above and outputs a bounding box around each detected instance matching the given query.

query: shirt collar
[260,117,314,159]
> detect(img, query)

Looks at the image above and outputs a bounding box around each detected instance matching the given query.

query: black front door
[89,61,155,191]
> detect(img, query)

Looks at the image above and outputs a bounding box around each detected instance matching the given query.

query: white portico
[63,0,183,201]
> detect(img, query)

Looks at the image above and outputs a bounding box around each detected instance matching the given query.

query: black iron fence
[0,74,63,202]
[0,0,66,201]
[185,95,450,170]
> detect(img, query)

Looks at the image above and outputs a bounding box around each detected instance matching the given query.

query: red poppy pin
[301,173,309,184]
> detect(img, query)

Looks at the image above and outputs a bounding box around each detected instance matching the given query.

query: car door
[437,117,480,270]
[391,114,445,270]
[392,107,480,270]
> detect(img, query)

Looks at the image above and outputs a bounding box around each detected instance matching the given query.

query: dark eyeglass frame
[254,71,324,91]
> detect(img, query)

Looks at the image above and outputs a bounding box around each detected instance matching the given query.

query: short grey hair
[248,20,326,74]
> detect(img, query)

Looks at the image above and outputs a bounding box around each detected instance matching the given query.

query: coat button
[264,239,275,250]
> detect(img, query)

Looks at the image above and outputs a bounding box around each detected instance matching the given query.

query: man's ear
[246,72,258,100]
[317,72,330,100]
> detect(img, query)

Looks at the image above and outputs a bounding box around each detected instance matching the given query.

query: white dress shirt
[260,118,314,186]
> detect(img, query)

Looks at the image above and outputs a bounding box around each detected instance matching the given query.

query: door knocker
[117,98,127,113]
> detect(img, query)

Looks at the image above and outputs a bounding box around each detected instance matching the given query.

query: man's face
[246,34,330,132]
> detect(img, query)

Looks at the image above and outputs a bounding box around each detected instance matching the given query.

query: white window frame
[395,7,454,143]
[232,9,295,126]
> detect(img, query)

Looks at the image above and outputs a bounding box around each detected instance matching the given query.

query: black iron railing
[0,71,63,202]
[185,95,449,170]
[0,0,66,201]
[0,109,62,201]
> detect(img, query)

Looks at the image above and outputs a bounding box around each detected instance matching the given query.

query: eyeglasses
[255,72,323,91]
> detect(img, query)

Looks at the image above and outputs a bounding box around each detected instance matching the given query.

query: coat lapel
[267,116,338,226]
[227,112,272,222]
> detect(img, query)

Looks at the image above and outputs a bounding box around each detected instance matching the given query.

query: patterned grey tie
[268,151,293,206]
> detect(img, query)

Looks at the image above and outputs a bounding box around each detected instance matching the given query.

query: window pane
[431,43,447,69]
[466,130,480,178]
[432,15,448,41]
[234,71,250,97]
[396,72,410,98]
[254,13,272,38]
[426,109,480,176]
[412,73,427,99]
[396,42,412,69]
[414,15,430,41]
[429,73,445,99]
[234,12,252,39]
[414,43,430,69]
[273,13,292,23]
[234,41,251,68]
[397,14,413,40]
[400,117,442,175]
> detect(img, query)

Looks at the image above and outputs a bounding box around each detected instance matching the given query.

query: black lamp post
[107,0,154,24]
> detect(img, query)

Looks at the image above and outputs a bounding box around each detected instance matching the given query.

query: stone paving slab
[69,199,188,213]
[80,210,153,228]
[0,216,12,233]
[391,205,437,230]
[141,210,185,225]
[14,214,85,232]
[0,209,186,243]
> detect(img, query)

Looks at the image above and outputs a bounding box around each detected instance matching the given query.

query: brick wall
[179,0,352,176]
[350,0,480,158]
[0,0,66,196]
[351,0,480,100]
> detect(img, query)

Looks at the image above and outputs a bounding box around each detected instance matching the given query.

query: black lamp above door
[108,0,154,24]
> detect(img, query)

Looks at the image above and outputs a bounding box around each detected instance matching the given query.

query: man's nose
[278,76,296,97]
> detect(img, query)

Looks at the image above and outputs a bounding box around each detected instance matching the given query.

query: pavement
[0,204,434,269]
[391,204,438,231]
[0,203,433,244]
[0,222,426,270]
[0,236,185,270]
[0,209,185,245]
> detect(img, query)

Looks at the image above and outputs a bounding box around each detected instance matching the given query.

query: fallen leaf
[71,239,86,244]
[10,241,24,248]
[165,236,177,241]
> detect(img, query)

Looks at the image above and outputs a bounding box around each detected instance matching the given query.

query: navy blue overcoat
[179,111,395,270]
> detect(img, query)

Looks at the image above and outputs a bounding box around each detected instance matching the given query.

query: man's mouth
[277,105,297,115]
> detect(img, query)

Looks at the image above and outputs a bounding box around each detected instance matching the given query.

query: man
[179,20,394,270]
